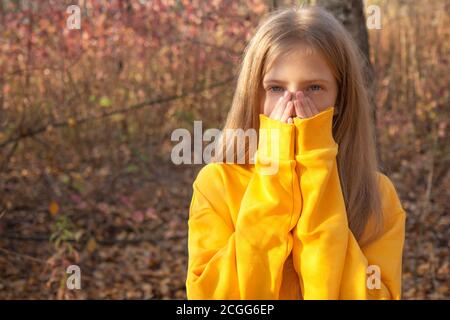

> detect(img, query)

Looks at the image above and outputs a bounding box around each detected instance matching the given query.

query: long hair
[214,5,383,245]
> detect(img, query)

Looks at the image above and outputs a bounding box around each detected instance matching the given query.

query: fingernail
[284,91,290,98]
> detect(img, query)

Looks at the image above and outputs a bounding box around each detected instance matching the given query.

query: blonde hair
[215,5,383,245]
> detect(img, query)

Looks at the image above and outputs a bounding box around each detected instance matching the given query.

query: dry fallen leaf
[86,237,97,254]
[131,210,144,223]
[49,200,59,217]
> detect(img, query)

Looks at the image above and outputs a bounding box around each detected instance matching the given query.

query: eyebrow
[263,78,331,85]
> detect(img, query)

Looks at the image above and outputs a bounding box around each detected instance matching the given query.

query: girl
[185,6,406,300]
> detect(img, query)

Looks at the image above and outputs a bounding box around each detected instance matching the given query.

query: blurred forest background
[0,0,448,299]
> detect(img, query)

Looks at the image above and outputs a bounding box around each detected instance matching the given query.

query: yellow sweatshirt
[186,106,406,300]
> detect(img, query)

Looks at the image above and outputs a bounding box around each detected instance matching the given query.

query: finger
[305,96,319,116]
[294,92,307,118]
[299,92,313,118]
[287,117,293,124]
[272,91,291,120]
[294,100,304,119]
[311,100,320,115]
[270,96,284,119]
[270,93,287,119]
[281,101,294,122]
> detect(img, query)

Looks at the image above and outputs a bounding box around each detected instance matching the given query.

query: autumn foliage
[0,0,448,299]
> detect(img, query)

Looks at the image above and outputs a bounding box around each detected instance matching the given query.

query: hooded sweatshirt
[186,107,406,300]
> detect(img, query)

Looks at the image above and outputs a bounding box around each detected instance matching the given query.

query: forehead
[263,43,334,83]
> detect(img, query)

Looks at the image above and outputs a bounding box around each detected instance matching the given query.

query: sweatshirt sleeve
[186,114,301,299]
[291,106,406,300]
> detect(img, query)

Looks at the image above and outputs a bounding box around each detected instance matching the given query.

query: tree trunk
[316,0,370,65]
[316,0,381,167]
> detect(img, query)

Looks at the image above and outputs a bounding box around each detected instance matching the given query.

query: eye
[307,84,323,92]
[268,86,284,93]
